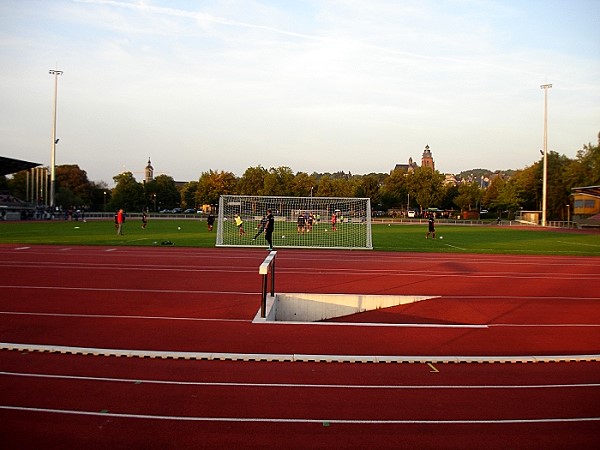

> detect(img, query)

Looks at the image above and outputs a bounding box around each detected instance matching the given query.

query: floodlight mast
[49,69,63,209]
[540,83,552,227]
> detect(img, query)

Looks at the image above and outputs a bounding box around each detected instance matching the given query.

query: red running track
[1,244,599,448]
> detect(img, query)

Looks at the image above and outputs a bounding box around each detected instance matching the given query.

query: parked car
[171,208,183,214]
[183,208,196,214]
[407,210,416,218]
[159,209,171,213]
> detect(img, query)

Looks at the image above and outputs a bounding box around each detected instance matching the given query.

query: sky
[1,0,599,186]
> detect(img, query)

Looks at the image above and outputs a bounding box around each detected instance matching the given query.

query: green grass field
[0,218,598,256]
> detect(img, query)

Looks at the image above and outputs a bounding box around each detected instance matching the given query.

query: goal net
[216,195,372,249]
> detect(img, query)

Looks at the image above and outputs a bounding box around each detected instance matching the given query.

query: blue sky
[1,0,599,185]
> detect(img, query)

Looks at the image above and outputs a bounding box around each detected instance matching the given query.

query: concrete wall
[273,293,436,322]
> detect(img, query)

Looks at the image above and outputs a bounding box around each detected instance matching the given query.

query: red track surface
[1,244,599,448]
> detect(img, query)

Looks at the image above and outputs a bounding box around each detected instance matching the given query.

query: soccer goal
[216,195,372,250]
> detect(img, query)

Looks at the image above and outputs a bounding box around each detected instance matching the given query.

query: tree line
[3,134,598,220]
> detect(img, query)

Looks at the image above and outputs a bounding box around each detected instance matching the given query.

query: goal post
[216,195,372,250]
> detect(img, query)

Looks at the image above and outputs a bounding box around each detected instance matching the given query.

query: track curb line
[2,343,599,364]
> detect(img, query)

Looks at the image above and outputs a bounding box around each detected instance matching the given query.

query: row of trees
[3,134,598,220]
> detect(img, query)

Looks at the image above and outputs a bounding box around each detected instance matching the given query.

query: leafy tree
[380,168,409,210]
[493,179,522,218]
[153,174,180,210]
[453,181,482,212]
[6,170,29,200]
[196,170,237,206]
[180,181,198,210]
[355,174,382,208]
[89,181,110,211]
[263,167,295,196]
[238,166,268,196]
[564,136,600,188]
[54,164,94,209]
[291,172,316,197]
[482,175,503,211]
[543,152,571,220]
[109,172,146,212]
[509,165,539,211]
[406,167,445,211]
[440,184,459,211]
[315,175,356,197]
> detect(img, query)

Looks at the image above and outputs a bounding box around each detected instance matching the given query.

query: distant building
[392,145,435,173]
[421,145,435,171]
[144,157,154,183]
[572,185,600,222]
[393,157,418,173]
[444,174,457,186]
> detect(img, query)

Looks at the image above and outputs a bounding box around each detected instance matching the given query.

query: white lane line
[2,343,599,364]
[443,243,467,250]
[0,311,249,323]
[1,406,599,424]
[2,371,599,390]
[0,311,485,328]
[0,286,256,295]
[2,311,598,328]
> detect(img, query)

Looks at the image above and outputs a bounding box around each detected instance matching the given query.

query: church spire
[144,157,154,183]
[421,145,435,171]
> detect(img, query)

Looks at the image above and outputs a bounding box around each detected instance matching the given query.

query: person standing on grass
[141,210,148,229]
[297,213,306,235]
[207,213,215,232]
[234,214,245,235]
[265,209,274,250]
[116,209,125,235]
[426,213,435,239]
[253,214,268,240]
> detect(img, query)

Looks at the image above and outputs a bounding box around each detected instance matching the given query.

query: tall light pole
[49,69,63,209]
[540,83,552,227]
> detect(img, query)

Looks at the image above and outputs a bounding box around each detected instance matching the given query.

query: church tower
[421,145,435,171]
[144,157,154,183]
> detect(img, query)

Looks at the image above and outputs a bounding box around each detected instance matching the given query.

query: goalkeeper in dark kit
[252,215,268,240]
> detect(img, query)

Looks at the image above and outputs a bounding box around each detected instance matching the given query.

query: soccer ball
[178,226,181,230]
[439,236,443,240]
[282,235,286,239]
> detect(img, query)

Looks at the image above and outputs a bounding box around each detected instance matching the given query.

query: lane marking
[0,286,257,295]
[0,311,249,323]
[556,240,600,248]
[4,371,600,389]
[1,311,598,328]
[2,343,599,364]
[427,363,440,373]
[2,260,599,280]
[1,406,599,424]
[0,311,486,328]
[443,244,466,250]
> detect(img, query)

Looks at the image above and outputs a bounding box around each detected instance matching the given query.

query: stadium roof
[0,156,41,176]
[572,185,600,198]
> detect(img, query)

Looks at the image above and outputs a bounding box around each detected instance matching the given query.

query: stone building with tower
[393,145,436,173]
[144,157,154,183]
